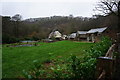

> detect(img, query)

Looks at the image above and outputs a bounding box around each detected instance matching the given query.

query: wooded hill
[2,13,118,43]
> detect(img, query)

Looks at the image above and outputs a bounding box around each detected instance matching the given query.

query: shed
[68,33,77,39]
[87,27,107,42]
[76,31,88,41]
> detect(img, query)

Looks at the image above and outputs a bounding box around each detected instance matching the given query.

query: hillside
[2,14,118,43]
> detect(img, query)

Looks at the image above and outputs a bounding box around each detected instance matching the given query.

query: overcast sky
[1,0,99,20]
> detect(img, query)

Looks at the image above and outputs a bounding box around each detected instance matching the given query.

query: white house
[48,31,62,39]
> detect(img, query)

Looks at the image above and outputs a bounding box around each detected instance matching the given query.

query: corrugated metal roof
[87,27,107,34]
[77,31,88,34]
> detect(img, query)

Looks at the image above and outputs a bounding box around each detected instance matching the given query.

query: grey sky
[1,0,99,19]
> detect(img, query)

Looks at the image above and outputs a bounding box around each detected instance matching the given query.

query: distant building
[68,33,77,40]
[76,31,88,41]
[48,30,62,40]
[86,27,107,42]
[61,35,67,40]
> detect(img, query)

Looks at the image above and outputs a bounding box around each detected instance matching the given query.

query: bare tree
[11,14,22,21]
[94,0,120,16]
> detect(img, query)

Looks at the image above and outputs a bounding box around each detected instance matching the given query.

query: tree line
[2,13,117,44]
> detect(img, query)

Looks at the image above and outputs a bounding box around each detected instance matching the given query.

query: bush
[32,36,39,41]
[24,37,32,40]
[2,34,20,44]
[67,36,112,80]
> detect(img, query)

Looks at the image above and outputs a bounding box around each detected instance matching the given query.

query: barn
[76,31,88,41]
[86,27,107,42]
[68,33,77,40]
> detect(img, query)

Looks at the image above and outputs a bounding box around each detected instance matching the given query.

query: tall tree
[11,14,22,21]
[11,14,22,38]
[94,0,119,15]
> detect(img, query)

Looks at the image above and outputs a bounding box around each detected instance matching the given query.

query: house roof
[54,31,62,38]
[77,31,88,34]
[87,27,107,34]
[71,33,77,36]
[54,31,61,35]
[48,30,62,38]
[69,33,77,38]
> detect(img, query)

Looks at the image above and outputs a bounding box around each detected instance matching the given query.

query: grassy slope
[2,40,94,78]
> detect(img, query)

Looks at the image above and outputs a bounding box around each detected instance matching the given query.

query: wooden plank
[105,44,115,58]
[96,57,114,80]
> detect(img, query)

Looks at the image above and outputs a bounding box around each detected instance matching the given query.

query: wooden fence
[95,44,116,80]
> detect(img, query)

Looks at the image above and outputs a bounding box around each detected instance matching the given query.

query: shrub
[2,34,20,44]
[67,36,112,80]
[32,36,39,41]
[24,37,32,40]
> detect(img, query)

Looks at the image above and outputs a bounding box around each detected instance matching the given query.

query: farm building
[61,35,67,40]
[76,31,88,41]
[68,33,77,40]
[48,30,62,40]
[86,27,107,42]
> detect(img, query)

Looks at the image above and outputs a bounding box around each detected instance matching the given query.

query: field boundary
[96,44,116,80]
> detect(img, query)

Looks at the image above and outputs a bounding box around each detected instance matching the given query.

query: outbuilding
[68,33,77,40]
[76,31,88,41]
[87,27,107,42]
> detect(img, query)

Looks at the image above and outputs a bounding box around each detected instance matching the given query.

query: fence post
[95,57,115,80]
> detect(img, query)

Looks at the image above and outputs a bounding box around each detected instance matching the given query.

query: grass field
[2,40,94,78]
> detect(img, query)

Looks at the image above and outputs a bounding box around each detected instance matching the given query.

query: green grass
[2,40,94,78]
